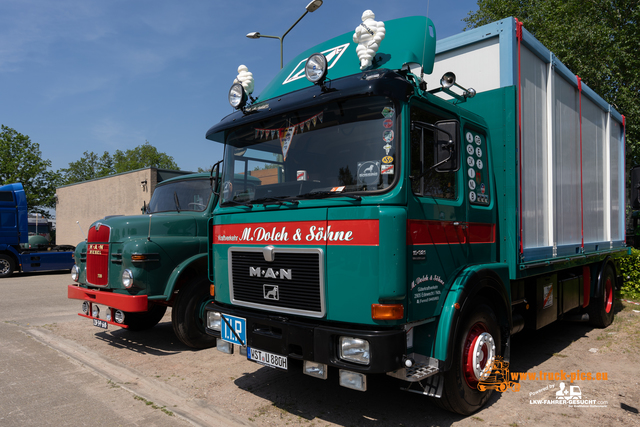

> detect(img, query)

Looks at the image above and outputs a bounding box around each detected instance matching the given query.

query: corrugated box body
[425,18,625,277]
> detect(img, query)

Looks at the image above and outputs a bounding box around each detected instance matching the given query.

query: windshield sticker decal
[381,164,394,174]
[357,160,381,186]
[330,186,345,192]
[383,142,392,155]
[381,106,394,118]
[283,43,350,85]
[382,155,393,163]
[383,119,393,128]
[383,130,394,142]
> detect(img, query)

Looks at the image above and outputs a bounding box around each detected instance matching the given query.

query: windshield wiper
[252,196,299,206]
[173,191,181,213]
[296,191,362,201]
[220,200,254,208]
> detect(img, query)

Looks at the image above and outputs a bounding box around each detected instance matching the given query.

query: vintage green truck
[68,173,220,348]
[202,14,627,414]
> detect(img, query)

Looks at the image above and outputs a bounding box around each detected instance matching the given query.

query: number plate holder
[93,318,108,329]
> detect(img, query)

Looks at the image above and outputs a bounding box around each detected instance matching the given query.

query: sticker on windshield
[357,161,381,186]
[381,164,394,175]
[383,142,392,155]
[330,186,345,192]
[383,119,393,128]
[382,156,393,163]
[381,107,395,118]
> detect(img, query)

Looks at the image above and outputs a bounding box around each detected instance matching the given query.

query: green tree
[464,0,639,165]
[59,150,114,185]
[113,141,179,173]
[0,125,58,215]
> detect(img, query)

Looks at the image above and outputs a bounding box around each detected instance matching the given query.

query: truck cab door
[406,103,467,319]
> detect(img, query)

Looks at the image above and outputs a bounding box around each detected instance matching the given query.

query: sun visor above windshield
[257,16,436,102]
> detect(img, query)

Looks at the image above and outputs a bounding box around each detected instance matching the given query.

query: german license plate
[247,347,288,370]
[93,318,108,329]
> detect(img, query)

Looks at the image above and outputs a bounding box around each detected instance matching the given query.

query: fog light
[71,265,80,282]
[304,361,328,379]
[339,370,367,391]
[305,53,328,84]
[92,305,100,319]
[207,311,221,331]
[114,310,125,324]
[122,269,134,288]
[228,83,247,109]
[81,301,89,314]
[105,308,112,322]
[216,339,234,354]
[339,336,370,365]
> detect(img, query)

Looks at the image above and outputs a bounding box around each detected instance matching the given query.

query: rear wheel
[172,276,217,349]
[0,254,15,278]
[436,302,501,415]
[588,264,616,328]
[125,304,167,331]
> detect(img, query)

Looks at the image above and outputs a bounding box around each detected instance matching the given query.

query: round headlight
[71,265,80,282]
[82,301,89,314]
[122,269,134,288]
[228,83,247,109]
[105,308,112,322]
[92,305,100,319]
[305,53,327,84]
[115,310,125,324]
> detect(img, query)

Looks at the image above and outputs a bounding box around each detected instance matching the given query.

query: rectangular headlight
[339,370,367,391]
[207,311,221,331]
[339,336,370,365]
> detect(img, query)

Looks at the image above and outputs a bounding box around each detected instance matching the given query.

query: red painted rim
[604,277,613,314]
[463,322,489,388]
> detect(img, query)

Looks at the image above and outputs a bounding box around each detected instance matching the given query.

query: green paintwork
[74,173,215,302]
[257,16,436,102]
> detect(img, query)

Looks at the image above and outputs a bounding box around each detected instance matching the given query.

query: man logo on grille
[264,285,279,300]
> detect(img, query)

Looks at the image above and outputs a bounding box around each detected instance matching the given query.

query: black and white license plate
[247,347,288,370]
[93,318,108,329]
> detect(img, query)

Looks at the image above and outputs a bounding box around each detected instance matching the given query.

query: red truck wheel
[437,301,501,415]
[171,276,217,349]
[588,264,616,328]
[0,254,15,278]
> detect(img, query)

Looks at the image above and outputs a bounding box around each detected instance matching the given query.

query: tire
[171,276,217,349]
[436,302,501,415]
[588,264,616,328]
[0,254,16,278]
[125,304,167,331]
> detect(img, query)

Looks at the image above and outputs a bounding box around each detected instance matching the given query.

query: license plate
[220,314,246,346]
[93,318,108,329]
[247,347,288,370]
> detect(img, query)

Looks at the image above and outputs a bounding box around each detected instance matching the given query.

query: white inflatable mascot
[353,10,386,70]
[234,65,254,95]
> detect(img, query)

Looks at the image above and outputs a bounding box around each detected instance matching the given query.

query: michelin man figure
[234,65,254,95]
[353,10,386,70]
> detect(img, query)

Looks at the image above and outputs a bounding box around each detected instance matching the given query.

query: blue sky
[1,0,478,174]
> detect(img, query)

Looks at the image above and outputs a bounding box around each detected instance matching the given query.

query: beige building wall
[55,168,190,246]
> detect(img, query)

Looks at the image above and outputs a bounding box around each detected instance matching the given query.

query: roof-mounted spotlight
[228,83,247,110]
[305,53,328,85]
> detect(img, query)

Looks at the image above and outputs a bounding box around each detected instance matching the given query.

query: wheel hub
[463,324,496,388]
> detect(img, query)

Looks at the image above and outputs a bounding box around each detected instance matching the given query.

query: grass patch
[133,395,174,416]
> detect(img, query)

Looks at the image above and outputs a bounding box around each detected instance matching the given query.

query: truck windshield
[148,179,212,213]
[221,96,398,204]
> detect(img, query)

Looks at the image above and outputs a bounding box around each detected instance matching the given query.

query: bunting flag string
[253,111,325,160]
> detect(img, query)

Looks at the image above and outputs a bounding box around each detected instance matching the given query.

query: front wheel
[125,304,167,331]
[171,276,217,349]
[588,264,616,328]
[436,302,501,415]
[0,254,15,278]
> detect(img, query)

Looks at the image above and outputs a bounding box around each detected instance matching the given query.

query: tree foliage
[60,141,179,185]
[0,125,58,215]
[464,0,639,164]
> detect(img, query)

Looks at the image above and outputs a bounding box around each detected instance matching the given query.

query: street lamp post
[246,0,323,69]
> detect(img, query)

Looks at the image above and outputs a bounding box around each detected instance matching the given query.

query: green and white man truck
[202,14,627,414]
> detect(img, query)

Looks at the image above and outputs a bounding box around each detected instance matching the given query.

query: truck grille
[86,223,111,287]
[229,247,325,317]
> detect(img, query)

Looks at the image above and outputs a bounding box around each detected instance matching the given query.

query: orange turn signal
[131,254,148,261]
[371,304,404,320]
[210,284,215,297]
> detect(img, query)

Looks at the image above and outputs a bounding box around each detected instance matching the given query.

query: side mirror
[211,160,223,195]
[434,120,459,172]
